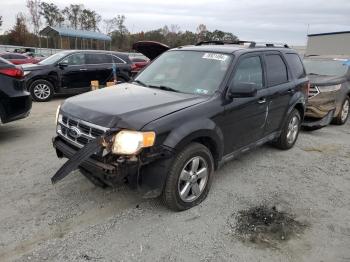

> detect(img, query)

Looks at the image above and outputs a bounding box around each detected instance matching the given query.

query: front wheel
[273,109,301,150]
[163,143,214,211]
[332,96,349,125]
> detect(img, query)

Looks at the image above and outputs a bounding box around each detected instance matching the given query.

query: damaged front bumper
[53,136,137,186]
[302,109,335,130]
[52,135,174,197]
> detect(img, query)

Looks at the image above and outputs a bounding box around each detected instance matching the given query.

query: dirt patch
[301,144,340,153]
[229,205,307,248]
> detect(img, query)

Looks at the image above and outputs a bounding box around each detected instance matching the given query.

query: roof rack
[195,40,289,48]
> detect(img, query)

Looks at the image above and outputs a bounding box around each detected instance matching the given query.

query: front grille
[57,115,109,148]
[308,85,320,98]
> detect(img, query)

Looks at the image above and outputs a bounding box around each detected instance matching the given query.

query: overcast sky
[1,0,350,45]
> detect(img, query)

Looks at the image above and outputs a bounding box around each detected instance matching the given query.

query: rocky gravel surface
[0,99,349,262]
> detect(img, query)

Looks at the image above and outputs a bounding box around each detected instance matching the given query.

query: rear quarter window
[285,53,306,79]
[265,54,288,86]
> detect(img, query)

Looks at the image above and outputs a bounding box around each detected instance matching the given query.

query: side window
[265,54,288,86]
[232,56,263,89]
[86,53,114,64]
[11,54,26,59]
[62,53,85,65]
[285,53,306,79]
[112,55,125,64]
[1,54,11,59]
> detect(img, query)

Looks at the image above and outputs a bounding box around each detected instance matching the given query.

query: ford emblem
[69,126,82,139]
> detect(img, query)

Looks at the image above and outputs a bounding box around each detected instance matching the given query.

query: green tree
[40,2,64,27]
[63,4,83,29]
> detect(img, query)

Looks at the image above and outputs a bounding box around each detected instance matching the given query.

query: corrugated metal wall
[306,33,350,56]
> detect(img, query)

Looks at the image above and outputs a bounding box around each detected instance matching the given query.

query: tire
[163,142,214,211]
[29,79,54,102]
[273,109,301,150]
[332,96,350,125]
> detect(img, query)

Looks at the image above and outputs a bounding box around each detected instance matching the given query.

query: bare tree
[103,18,118,35]
[26,0,42,36]
[40,2,64,27]
[0,15,3,29]
[63,4,83,30]
[79,9,101,31]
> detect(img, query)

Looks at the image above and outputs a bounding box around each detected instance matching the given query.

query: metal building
[306,31,350,56]
[39,26,112,50]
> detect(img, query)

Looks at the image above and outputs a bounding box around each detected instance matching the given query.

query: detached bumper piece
[52,134,138,186]
[302,109,335,131]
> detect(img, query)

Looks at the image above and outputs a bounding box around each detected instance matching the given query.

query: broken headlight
[318,84,341,93]
[111,130,156,155]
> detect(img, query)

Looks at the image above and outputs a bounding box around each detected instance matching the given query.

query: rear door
[262,52,294,135]
[223,53,269,152]
[60,53,91,89]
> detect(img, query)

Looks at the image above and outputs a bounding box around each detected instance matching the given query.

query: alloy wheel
[341,99,349,122]
[286,115,299,144]
[177,156,209,202]
[33,84,51,100]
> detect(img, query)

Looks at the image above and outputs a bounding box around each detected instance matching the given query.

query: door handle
[287,89,295,93]
[257,98,266,104]
[79,68,87,71]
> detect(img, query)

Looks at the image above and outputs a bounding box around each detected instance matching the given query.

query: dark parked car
[52,41,308,210]
[0,57,32,124]
[0,52,42,65]
[303,56,350,126]
[23,50,133,102]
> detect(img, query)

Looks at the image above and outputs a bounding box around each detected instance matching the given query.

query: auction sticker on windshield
[202,53,228,61]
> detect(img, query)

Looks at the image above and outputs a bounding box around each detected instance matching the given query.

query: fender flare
[138,118,224,198]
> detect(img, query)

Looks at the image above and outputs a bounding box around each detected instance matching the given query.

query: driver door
[222,54,269,154]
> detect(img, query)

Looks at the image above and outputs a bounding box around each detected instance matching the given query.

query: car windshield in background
[135,51,232,95]
[303,59,349,77]
[38,52,69,65]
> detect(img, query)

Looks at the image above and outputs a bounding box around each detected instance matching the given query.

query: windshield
[38,52,69,65]
[303,59,349,77]
[135,51,232,95]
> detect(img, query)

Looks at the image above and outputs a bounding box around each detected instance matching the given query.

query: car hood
[307,74,347,86]
[21,63,50,71]
[61,83,208,130]
[132,41,169,60]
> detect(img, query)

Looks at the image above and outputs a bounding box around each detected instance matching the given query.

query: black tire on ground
[29,79,54,102]
[332,96,350,125]
[162,142,214,211]
[273,109,301,150]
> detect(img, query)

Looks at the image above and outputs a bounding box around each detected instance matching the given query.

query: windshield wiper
[308,73,320,75]
[132,80,148,87]
[148,85,180,93]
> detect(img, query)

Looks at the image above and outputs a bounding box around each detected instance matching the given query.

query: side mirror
[58,62,68,68]
[228,82,258,98]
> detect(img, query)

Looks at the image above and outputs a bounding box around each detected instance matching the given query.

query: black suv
[0,57,32,124]
[52,41,308,211]
[23,50,132,102]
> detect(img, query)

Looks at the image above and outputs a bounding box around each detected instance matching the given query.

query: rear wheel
[163,143,214,211]
[332,96,349,125]
[30,79,54,102]
[273,109,301,150]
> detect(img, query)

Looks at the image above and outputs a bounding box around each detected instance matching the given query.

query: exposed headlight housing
[23,71,31,76]
[318,84,341,93]
[55,104,61,124]
[112,130,156,155]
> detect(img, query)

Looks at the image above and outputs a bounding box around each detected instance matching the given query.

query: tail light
[131,63,138,71]
[0,67,24,78]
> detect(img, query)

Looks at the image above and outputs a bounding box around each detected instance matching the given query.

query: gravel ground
[0,98,350,262]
